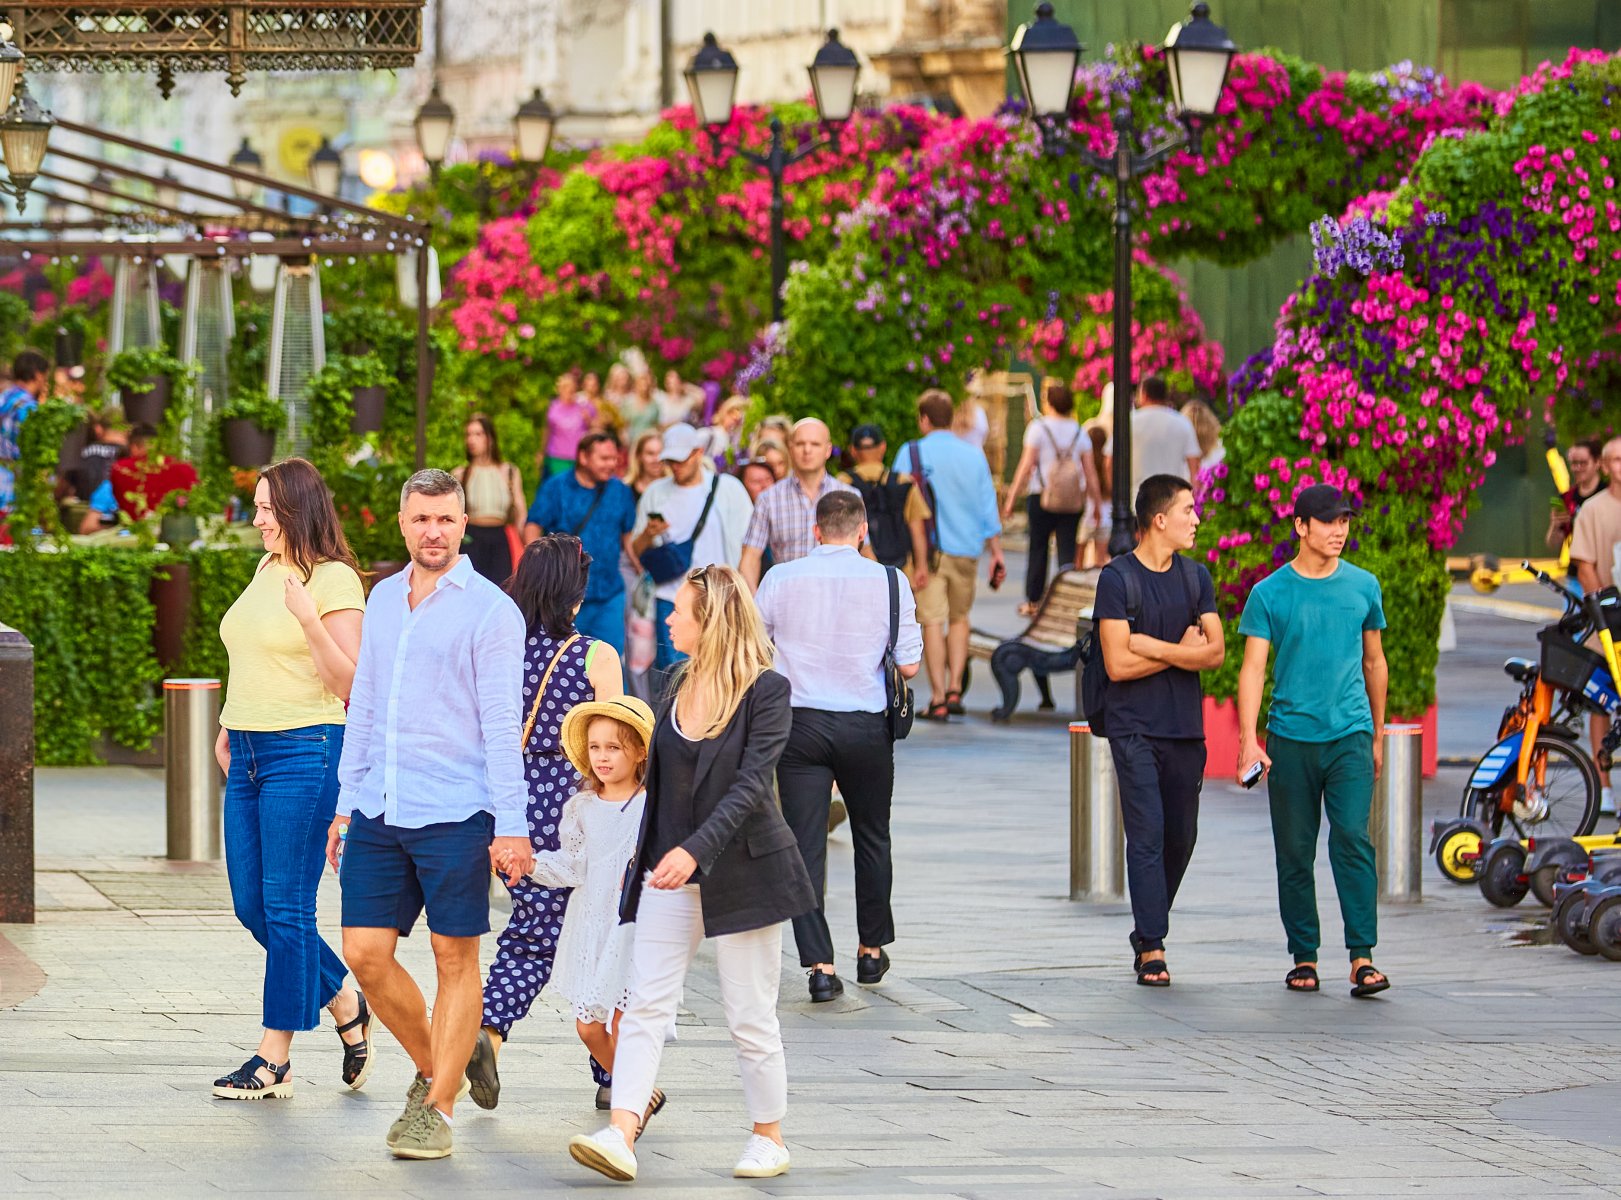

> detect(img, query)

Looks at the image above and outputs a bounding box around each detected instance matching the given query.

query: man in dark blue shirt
[525,432,638,652]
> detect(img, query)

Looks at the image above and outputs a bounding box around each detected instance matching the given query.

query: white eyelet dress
[530,787,648,1025]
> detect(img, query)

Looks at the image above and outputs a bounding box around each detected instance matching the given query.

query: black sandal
[920,702,951,722]
[334,991,373,1090]
[1284,964,1320,993]
[212,1055,293,1100]
[945,690,966,716]
[1129,932,1169,986]
[635,1088,666,1141]
[1350,964,1390,998]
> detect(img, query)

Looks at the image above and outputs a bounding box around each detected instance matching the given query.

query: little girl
[527,695,667,1132]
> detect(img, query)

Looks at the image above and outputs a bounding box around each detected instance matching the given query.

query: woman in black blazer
[569,564,815,1185]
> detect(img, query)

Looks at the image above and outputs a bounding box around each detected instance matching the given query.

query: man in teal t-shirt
[1236,485,1390,999]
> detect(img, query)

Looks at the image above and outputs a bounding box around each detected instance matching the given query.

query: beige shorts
[912,553,978,625]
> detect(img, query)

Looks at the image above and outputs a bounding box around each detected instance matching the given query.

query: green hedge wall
[0,545,260,765]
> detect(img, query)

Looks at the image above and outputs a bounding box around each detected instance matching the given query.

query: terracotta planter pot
[222,418,277,469]
[1199,697,1439,780]
[149,560,192,670]
[121,374,172,427]
[350,386,386,435]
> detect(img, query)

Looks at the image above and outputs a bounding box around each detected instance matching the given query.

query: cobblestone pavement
[6,587,1621,1197]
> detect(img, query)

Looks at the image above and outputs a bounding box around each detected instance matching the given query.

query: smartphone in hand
[1240,760,1264,789]
[989,560,1006,590]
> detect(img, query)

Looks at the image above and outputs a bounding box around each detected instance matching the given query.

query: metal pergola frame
[0,117,437,466]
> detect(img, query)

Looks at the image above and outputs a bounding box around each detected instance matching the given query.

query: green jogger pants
[1265,731,1377,963]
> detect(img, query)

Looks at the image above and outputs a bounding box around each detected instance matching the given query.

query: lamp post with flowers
[685,28,861,323]
[1009,1,1235,557]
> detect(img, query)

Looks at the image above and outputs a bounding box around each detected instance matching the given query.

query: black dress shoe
[856,949,890,986]
[807,970,844,1003]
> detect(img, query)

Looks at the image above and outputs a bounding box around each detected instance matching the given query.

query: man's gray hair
[400,467,465,511]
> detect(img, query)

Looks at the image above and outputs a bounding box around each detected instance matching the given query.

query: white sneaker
[733,1134,790,1178]
[570,1126,637,1182]
[1603,786,1616,816]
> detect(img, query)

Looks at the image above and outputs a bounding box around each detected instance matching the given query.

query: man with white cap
[631,423,753,680]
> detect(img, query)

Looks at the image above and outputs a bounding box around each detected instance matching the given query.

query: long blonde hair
[1182,398,1223,459]
[671,563,774,739]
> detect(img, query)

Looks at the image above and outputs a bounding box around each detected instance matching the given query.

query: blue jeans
[576,589,627,655]
[654,597,685,672]
[225,724,349,1032]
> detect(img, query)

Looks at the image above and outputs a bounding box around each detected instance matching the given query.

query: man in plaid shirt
[739,418,857,589]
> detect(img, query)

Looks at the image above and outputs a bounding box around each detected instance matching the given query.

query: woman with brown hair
[568,564,815,1183]
[453,413,526,584]
[211,457,370,1099]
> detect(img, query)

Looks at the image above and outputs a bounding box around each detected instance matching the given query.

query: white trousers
[610,880,788,1124]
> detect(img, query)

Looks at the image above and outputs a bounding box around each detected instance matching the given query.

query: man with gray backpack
[1004,383,1103,616]
[1083,475,1224,986]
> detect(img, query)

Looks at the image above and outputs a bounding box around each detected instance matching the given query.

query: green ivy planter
[222,417,277,469]
[122,374,172,427]
[350,385,386,435]
[159,512,199,548]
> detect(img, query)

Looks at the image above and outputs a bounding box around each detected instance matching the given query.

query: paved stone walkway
[6,584,1621,1197]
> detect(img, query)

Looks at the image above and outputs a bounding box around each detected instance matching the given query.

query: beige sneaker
[733,1134,790,1178]
[391,1103,453,1160]
[386,1073,469,1148]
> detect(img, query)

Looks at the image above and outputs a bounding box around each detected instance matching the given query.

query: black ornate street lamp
[228,137,263,202]
[1010,1,1235,557]
[686,28,860,323]
[0,78,55,212]
[308,136,343,196]
[513,86,556,165]
[414,82,456,180]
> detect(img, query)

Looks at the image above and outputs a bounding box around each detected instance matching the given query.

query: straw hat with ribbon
[560,696,656,780]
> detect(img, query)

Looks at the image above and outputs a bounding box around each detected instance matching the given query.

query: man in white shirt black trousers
[756,491,923,1001]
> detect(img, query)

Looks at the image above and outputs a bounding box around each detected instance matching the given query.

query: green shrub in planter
[106,346,188,428]
[216,386,287,469]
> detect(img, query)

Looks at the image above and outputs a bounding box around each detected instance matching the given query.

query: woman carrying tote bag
[565,563,816,1183]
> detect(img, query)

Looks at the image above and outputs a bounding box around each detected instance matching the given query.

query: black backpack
[851,469,914,568]
[1079,555,1200,737]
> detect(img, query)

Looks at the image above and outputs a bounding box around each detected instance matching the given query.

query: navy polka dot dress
[480,629,606,1084]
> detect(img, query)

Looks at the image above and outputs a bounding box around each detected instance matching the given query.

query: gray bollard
[1069,722,1125,901]
[165,678,223,861]
[1371,723,1423,903]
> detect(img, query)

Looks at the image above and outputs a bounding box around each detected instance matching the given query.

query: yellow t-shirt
[219,555,366,731]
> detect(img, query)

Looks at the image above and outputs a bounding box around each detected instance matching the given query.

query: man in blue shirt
[524,431,638,653]
[891,388,1004,721]
[0,350,49,518]
[1237,484,1390,1000]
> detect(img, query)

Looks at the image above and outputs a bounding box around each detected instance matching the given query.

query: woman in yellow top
[212,457,370,1100]
[453,413,527,584]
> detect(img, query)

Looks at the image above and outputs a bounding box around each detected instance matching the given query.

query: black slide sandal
[336,992,373,1090]
[1350,964,1390,998]
[1284,965,1320,993]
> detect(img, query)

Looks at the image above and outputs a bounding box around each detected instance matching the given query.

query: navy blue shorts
[339,809,494,938]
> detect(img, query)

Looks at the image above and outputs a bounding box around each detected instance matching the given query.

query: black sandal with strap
[1129,932,1170,986]
[635,1088,667,1141]
[212,1055,293,1100]
[1351,964,1390,998]
[1284,964,1320,993]
[335,992,373,1090]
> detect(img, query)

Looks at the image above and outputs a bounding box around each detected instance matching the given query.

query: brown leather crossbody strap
[520,632,583,748]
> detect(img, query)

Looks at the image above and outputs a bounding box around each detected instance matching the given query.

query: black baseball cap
[1293,484,1355,523]
[850,423,885,449]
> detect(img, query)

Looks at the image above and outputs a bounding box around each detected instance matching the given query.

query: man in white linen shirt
[326,468,535,1161]
[755,491,922,1003]
[1104,375,1202,489]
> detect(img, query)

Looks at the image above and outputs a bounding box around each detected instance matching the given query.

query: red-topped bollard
[1069,722,1124,901]
[165,678,222,861]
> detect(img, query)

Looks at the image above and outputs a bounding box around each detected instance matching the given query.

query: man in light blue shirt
[756,491,922,1002]
[891,388,1004,721]
[328,468,535,1160]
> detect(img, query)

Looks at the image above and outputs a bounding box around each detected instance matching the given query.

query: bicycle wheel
[1514,736,1601,839]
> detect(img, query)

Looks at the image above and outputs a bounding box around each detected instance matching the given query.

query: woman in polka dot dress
[465,534,623,1111]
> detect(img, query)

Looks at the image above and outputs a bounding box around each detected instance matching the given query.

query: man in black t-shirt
[1094,475,1225,986]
